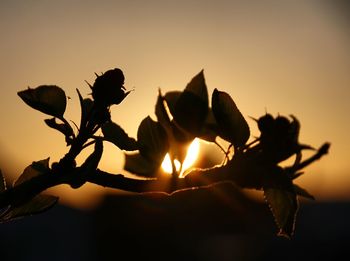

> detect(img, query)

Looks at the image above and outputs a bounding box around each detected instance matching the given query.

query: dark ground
[0,183,349,261]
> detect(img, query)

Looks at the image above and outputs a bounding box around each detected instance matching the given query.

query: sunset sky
[0,0,349,207]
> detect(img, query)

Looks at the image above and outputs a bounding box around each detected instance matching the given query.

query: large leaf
[173,71,209,135]
[124,152,160,177]
[137,116,169,164]
[212,89,250,148]
[264,187,298,238]
[18,85,67,118]
[163,91,182,117]
[0,194,58,222]
[102,122,138,151]
[14,158,50,187]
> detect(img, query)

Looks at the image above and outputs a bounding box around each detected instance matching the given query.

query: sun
[161,138,200,177]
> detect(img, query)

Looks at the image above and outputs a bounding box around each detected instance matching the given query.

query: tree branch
[91,165,228,194]
[0,173,62,208]
[0,143,330,209]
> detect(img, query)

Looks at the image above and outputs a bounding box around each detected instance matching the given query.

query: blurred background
[0,0,349,260]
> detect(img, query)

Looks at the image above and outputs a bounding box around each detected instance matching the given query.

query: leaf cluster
[0,69,330,239]
[125,71,249,178]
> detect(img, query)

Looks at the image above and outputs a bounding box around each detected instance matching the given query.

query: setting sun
[161,138,200,177]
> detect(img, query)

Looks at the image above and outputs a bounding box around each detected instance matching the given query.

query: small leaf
[137,116,169,164]
[69,140,102,189]
[264,187,298,238]
[212,89,250,148]
[44,118,74,142]
[18,85,67,118]
[77,88,86,125]
[124,152,160,177]
[155,91,193,164]
[293,184,315,200]
[155,91,181,131]
[173,71,209,135]
[156,91,195,147]
[81,139,103,175]
[0,194,58,222]
[14,158,50,187]
[102,122,138,151]
[0,169,6,192]
[82,98,94,127]
[77,89,94,128]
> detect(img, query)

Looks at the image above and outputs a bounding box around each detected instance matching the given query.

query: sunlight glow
[161,138,200,177]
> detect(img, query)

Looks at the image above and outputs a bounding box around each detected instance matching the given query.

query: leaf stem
[214,140,231,165]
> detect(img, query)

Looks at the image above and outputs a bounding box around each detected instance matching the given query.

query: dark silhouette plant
[0,68,330,238]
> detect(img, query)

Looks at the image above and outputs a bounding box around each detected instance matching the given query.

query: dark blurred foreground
[0,183,349,261]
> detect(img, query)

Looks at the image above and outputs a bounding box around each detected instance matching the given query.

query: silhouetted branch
[0,173,62,208]
[0,143,329,211]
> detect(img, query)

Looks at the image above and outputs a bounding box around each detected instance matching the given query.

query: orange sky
[0,1,349,207]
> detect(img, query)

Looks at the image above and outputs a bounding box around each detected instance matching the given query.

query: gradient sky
[0,0,349,207]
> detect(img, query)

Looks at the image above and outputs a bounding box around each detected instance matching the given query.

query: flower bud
[258,114,301,163]
[92,68,130,106]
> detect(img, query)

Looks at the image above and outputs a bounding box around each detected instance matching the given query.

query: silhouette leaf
[162,91,182,117]
[155,91,181,130]
[137,116,169,164]
[14,158,50,187]
[0,194,58,222]
[198,109,219,142]
[173,71,209,135]
[81,140,103,175]
[102,122,138,151]
[293,184,315,200]
[155,91,182,122]
[45,117,74,141]
[264,187,298,238]
[155,93,171,130]
[18,85,67,118]
[155,91,192,165]
[81,98,94,125]
[77,89,94,128]
[183,70,208,103]
[0,169,6,192]
[212,89,250,148]
[124,152,160,177]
